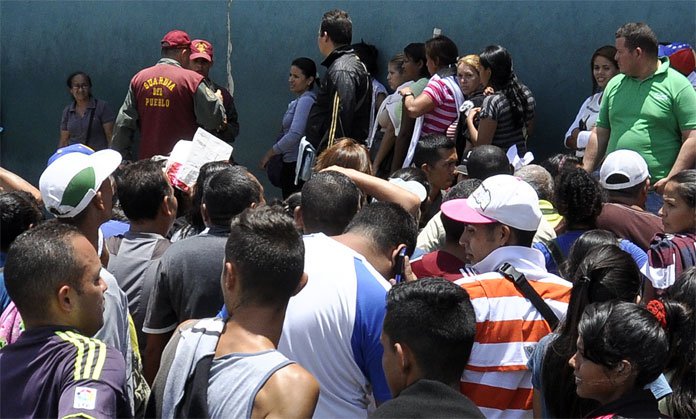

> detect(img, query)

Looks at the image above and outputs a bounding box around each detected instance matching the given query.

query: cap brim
[441,199,497,224]
[89,149,122,186]
[190,53,212,61]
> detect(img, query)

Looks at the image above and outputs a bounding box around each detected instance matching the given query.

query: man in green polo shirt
[584,22,696,211]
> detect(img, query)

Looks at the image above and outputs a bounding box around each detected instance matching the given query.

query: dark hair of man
[615,22,658,58]
[403,42,430,79]
[352,40,379,75]
[465,145,512,181]
[579,301,667,386]
[479,45,532,129]
[225,206,304,307]
[291,57,317,89]
[0,191,43,252]
[554,168,603,229]
[116,160,170,222]
[203,166,261,227]
[670,169,696,209]
[320,9,352,46]
[412,134,455,169]
[189,161,233,230]
[383,277,476,386]
[424,35,459,71]
[345,201,417,257]
[663,267,696,418]
[4,221,85,322]
[441,179,481,243]
[542,245,641,417]
[603,174,646,200]
[301,171,360,236]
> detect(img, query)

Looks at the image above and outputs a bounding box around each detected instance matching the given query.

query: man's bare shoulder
[253,362,319,418]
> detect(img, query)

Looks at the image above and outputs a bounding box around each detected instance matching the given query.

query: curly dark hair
[554,168,603,228]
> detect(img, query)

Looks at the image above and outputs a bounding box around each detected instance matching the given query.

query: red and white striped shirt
[455,246,571,419]
[422,76,459,135]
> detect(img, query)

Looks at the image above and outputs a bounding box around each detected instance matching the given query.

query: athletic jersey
[0,326,131,418]
[278,233,391,418]
[454,246,571,418]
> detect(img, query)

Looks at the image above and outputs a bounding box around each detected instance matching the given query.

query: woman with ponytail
[467,45,535,156]
[527,245,669,417]
[659,267,696,417]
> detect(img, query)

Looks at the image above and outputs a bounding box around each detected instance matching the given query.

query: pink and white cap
[441,174,541,231]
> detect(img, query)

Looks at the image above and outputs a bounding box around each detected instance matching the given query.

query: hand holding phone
[393,247,408,284]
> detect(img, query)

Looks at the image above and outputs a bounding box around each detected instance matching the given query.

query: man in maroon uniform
[112,30,226,160]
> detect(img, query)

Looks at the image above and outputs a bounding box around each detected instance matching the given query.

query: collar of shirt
[157,57,183,68]
[321,44,354,68]
[68,96,97,112]
[473,245,551,280]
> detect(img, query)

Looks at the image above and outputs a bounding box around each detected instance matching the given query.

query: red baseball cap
[190,39,213,62]
[161,30,191,48]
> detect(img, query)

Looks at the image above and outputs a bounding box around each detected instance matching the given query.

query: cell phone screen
[393,247,408,283]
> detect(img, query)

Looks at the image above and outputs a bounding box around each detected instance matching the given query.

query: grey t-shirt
[143,227,229,334]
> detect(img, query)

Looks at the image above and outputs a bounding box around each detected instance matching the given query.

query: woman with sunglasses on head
[59,71,115,151]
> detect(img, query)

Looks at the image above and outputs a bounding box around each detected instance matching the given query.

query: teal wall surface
[2,1,695,197]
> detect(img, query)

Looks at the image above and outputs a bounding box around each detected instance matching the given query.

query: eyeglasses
[71,84,90,90]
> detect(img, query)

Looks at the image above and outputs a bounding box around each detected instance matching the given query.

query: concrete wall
[2,1,694,197]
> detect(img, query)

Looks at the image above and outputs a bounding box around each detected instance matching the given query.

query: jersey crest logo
[74,386,98,410]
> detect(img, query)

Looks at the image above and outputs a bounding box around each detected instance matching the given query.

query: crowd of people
[0,8,695,419]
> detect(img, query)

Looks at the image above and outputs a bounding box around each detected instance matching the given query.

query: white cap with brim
[39,149,122,218]
[441,174,542,232]
[599,149,650,190]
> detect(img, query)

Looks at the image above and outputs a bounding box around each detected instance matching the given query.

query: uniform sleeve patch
[73,387,98,410]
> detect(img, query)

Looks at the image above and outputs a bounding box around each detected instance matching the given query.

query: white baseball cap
[39,149,122,218]
[441,174,541,231]
[599,149,649,190]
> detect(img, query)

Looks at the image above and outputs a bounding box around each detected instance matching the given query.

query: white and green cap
[39,149,122,218]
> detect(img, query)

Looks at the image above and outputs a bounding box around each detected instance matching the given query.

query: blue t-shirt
[0,253,10,313]
[533,230,647,277]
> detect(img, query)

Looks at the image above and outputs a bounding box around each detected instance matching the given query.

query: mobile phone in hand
[393,247,408,284]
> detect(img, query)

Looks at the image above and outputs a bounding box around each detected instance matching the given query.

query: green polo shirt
[596,57,696,181]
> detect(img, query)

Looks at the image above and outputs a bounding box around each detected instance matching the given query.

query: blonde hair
[457,54,482,74]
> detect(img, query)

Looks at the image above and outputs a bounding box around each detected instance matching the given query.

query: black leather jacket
[305,45,372,151]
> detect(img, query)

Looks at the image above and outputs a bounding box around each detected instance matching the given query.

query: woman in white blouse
[565,46,619,158]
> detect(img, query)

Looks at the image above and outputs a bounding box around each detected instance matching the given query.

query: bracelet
[403,92,414,98]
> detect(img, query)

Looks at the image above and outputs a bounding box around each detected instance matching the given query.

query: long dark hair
[541,245,642,417]
[590,45,618,94]
[425,35,458,78]
[479,45,532,129]
[664,267,696,417]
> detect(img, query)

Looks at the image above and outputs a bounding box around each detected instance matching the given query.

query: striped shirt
[422,76,459,135]
[479,84,535,154]
[454,246,571,418]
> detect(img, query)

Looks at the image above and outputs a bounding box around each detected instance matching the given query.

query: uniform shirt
[278,233,391,418]
[112,58,225,160]
[596,57,696,181]
[0,326,131,418]
[455,246,571,418]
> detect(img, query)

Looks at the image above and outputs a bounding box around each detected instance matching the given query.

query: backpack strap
[497,262,559,330]
[542,238,566,273]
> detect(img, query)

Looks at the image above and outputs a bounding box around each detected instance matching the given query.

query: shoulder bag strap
[497,262,559,330]
[84,99,97,146]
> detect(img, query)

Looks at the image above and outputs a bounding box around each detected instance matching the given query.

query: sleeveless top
[207,349,294,419]
[131,62,203,159]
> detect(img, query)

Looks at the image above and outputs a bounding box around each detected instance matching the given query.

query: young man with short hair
[150,207,319,417]
[441,174,571,417]
[373,277,484,418]
[106,159,177,350]
[305,9,372,151]
[0,222,131,418]
[413,133,458,224]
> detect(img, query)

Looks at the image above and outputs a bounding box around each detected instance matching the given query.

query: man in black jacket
[305,9,372,152]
